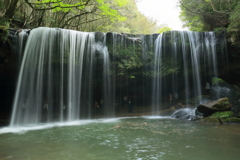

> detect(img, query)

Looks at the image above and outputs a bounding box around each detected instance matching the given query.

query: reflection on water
[0,117,240,160]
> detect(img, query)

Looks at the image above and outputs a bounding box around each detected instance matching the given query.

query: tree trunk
[4,0,19,19]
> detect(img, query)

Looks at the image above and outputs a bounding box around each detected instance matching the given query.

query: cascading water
[152,31,226,113]
[16,30,29,67]
[10,27,109,126]
[10,28,226,126]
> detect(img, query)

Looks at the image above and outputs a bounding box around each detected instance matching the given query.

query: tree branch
[61,6,98,28]
[209,0,230,14]
[25,0,91,11]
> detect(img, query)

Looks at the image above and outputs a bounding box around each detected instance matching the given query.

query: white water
[10,28,226,127]
[152,31,221,111]
[11,28,98,126]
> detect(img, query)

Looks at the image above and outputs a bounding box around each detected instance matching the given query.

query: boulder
[197,97,231,117]
[209,111,234,119]
[198,117,221,124]
[195,108,204,116]
[220,117,240,123]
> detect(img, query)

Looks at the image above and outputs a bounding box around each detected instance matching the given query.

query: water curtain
[10,28,226,126]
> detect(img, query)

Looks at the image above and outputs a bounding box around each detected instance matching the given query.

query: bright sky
[136,0,186,30]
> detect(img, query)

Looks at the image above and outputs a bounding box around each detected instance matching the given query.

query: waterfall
[152,31,226,112]
[10,27,103,126]
[10,28,226,126]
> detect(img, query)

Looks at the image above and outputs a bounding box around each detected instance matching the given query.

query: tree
[157,25,172,33]
[179,0,240,46]
[0,0,162,34]
[0,0,129,30]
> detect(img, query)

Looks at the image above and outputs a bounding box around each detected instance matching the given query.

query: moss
[212,77,226,86]
[217,97,231,110]
[220,117,240,123]
[201,117,221,124]
[233,86,240,97]
[210,111,234,119]
[0,26,7,30]
[233,85,240,89]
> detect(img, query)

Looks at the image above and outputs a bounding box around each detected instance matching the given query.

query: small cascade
[17,30,29,66]
[171,108,196,120]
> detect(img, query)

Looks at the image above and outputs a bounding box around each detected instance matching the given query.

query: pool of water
[0,116,240,160]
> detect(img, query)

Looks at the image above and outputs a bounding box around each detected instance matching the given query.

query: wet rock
[220,117,240,123]
[209,111,234,119]
[197,97,231,117]
[195,108,204,117]
[94,32,105,43]
[190,115,204,121]
[198,117,221,124]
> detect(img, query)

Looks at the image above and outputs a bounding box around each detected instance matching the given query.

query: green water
[0,117,240,160]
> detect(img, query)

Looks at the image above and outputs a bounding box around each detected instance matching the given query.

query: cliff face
[0,28,240,114]
[0,29,19,113]
[218,42,240,87]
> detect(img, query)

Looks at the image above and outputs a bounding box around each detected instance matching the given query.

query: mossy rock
[217,97,231,110]
[212,77,227,86]
[200,117,221,124]
[220,117,240,123]
[209,111,234,119]
[232,86,240,98]
[197,97,231,117]
[233,85,240,90]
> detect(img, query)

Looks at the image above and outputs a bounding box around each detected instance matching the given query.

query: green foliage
[157,26,172,33]
[0,17,10,43]
[233,85,240,89]
[212,77,226,86]
[112,44,143,72]
[201,117,220,124]
[179,0,240,46]
[210,111,234,119]
[2,0,160,34]
[96,0,127,22]
[220,117,240,123]
[220,100,229,105]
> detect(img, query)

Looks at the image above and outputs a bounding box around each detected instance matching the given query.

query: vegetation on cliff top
[0,0,164,34]
[179,0,240,48]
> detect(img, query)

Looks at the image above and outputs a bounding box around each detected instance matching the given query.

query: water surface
[0,117,240,160]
